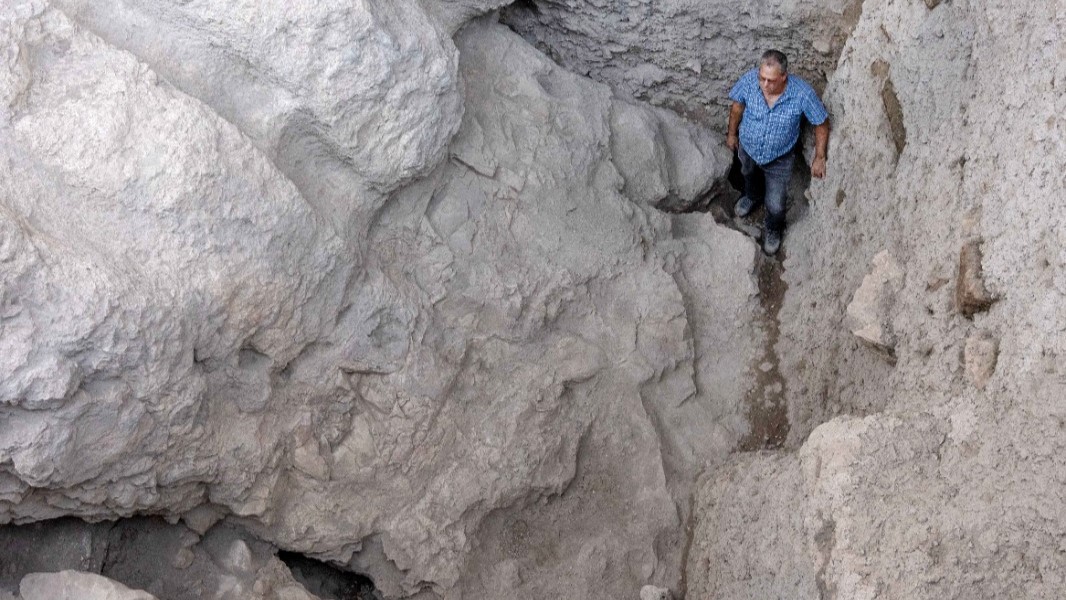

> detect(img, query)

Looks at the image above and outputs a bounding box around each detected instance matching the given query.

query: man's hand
[811,156,826,179]
[811,120,829,179]
[727,101,744,153]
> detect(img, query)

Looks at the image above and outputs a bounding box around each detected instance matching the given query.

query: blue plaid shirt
[729,68,828,165]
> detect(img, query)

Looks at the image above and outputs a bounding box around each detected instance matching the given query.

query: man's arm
[811,119,829,179]
[726,101,744,151]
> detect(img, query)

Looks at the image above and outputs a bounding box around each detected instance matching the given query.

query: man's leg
[760,152,795,254]
[761,152,794,234]
[735,145,764,217]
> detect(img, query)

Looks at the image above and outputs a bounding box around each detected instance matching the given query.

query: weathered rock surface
[777,0,1065,441]
[0,3,755,598]
[609,97,729,211]
[688,411,1066,599]
[51,0,463,196]
[501,0,864,127]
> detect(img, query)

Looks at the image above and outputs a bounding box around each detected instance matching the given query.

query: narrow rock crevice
[278,552,381,600]
[740,255,790,450]
[655,179,794,452]
[669,153,812,451]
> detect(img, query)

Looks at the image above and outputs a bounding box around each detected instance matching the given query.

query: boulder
[609,98,730,211]
[53,0,463,193]
[19,571,157,600]
[844,251,904,358]
[0,4,755,598]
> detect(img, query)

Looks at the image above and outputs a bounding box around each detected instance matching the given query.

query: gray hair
[760,50,788,75]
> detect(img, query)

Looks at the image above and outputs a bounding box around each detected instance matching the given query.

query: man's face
[758,64,788,96]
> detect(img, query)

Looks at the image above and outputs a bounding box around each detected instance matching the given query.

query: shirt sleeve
[802,88,829,125]
[728,69,754,104]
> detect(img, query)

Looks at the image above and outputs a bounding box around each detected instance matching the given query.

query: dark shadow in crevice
[507,0,540,15]
[278,552,382,600]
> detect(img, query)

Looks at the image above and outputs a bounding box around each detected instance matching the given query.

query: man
[726,50,829,255]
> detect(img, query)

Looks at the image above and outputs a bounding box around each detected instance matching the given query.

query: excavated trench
[661,150,814,599]
[700,151,815,451]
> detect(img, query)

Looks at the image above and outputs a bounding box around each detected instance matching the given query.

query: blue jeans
[738,145,794,234]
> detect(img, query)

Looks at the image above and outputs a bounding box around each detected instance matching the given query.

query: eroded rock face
[778,0,1065,441]
[688,411,1066,599]
[8,0,1059,596]
[1,3,757,598]
[500,0,864,127]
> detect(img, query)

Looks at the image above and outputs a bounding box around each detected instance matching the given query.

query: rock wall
[687,0,1066,597]
[0,2,763,598]
[500,0,864,127]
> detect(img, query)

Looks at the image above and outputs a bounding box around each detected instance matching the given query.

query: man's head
[758,50,789,96]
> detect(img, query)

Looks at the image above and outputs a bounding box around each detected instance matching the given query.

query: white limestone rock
[0,4,348,519]
[53,0,463,193]
[0,4,757,600]
[639,584,672,600]
[19,571,157,600]
[260,19,757,598]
